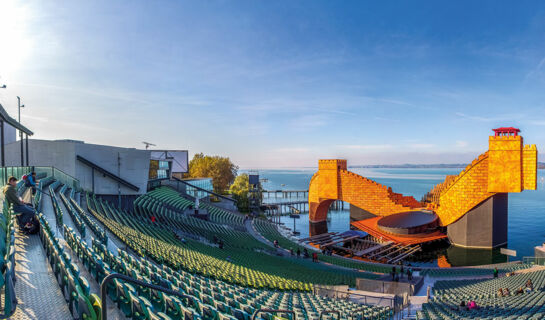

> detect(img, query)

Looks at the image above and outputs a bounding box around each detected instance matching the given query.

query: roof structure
[0,103,34,136]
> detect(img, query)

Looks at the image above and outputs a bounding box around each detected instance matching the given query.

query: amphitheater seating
[136,195,269,251]
[136,187,246,226]
[59,189,392,319]
[89,193,385,290]
[90,232,392,320]
[59,184,86,238]
[11,172,544,320]
[417,270,545,319]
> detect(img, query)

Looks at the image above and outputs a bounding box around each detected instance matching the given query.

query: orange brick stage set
[308,128,538,249]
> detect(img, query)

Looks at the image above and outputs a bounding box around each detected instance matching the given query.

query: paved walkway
[12,231,73,320]
[2,188,73,320]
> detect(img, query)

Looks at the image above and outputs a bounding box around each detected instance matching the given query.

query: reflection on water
[259,168,545,267]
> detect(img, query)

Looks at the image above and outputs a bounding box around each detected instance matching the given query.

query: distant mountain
[350,164,467,169]
[351,162,545,169]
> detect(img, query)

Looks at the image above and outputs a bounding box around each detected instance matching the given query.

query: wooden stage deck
[351,217,448,245]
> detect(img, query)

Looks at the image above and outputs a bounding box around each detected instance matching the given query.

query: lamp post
[17,96,25,166]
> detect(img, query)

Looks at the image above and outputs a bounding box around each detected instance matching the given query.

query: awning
[0,103,34,136]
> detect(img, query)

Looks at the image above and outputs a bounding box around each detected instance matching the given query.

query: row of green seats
[0,201,17,316]
[418,268,545,319]
[433,269,545,297]
[58,184,86,238]
[64,225,174,319]
[49,180,63,225]
[135,197,270,251]
[94,240,392,320]
[136,187,246,227]
[33,176,54,211]
[38,213,101,319]
[68,190,108,244]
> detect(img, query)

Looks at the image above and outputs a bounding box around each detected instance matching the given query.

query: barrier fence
[0,166,80,191]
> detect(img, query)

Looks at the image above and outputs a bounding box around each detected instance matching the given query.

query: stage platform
[351,217,448,245]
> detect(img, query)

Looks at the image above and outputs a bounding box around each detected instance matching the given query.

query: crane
[142,141,156,150]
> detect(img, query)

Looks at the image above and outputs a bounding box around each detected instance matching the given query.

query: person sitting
[526,279,533,292]
[3,176,36,232]
[504,288,510,296]
[498,288,504,297]
[459,301,467,310]
[515,287,524,295]
[467,301,478,310]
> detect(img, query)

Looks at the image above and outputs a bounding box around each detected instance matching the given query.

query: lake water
[249,168,545,267]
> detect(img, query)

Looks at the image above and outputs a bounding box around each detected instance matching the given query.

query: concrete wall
[75,142,150,195]
[3,139,150,195]
[4,139,77,173]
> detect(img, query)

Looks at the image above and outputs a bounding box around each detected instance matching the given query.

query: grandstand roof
[0,103,34,136]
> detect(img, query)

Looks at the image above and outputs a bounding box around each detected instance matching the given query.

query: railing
[32,166,81,190]
[0,166,32,185]
[523,256,545,265]
[100,273,195,320]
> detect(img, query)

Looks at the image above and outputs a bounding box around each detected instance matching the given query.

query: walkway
[11,232,72,320]
[6,188,72,319]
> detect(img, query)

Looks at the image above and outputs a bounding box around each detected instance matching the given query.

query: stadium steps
[11,229,73,319]
[2,185,71,319]
[79,194,123,256]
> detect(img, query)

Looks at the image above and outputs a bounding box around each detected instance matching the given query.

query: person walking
[25,172,38,195]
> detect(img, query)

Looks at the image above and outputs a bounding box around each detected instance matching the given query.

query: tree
[189,153,238,193]
[230,174,250,213]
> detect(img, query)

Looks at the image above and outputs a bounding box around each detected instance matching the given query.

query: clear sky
[1,1,545,168]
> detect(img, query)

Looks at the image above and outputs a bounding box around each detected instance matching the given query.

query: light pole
[17,96,25,166]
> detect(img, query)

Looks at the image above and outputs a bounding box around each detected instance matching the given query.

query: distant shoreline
[243,162,545,170]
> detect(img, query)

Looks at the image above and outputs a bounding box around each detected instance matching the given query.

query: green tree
[189,153,238,193]
[230,174,250,213]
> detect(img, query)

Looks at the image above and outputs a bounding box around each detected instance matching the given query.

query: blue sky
[1,1,545,168]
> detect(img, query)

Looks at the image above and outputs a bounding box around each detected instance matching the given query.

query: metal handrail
[251,308,296,320]
[100,273,194,320]
[319,310,340,320]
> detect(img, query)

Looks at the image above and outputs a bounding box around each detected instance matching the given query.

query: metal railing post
[100,273,194,320]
